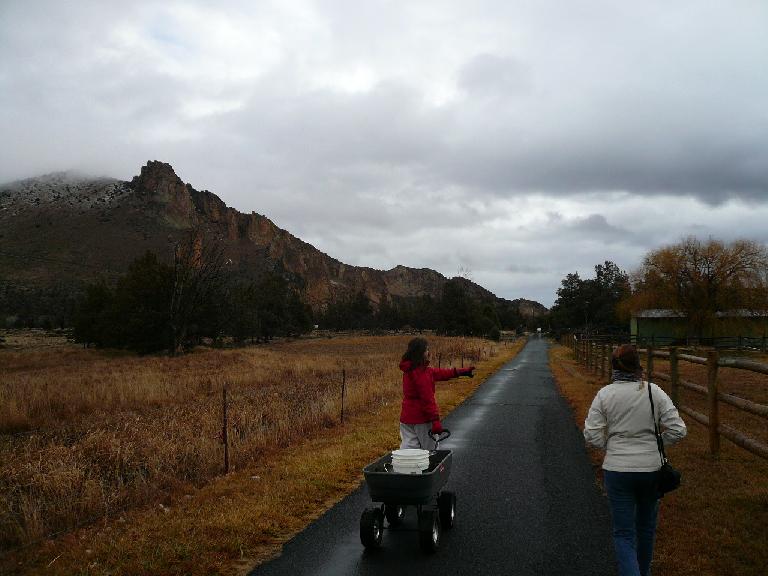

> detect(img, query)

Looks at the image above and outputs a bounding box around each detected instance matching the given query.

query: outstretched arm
[430,366,475,381]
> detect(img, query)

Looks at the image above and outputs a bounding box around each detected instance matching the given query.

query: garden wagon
[359,431,455,553]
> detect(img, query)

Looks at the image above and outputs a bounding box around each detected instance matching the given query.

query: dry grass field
[549,344,768,576]
[650,351,768,448]
[0,331,524,575]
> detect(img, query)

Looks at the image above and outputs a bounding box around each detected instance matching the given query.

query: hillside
[0,161,547,324]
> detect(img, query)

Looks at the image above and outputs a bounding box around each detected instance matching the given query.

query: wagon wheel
[418,509,441,553]
[360,507,383,548]
[438,491,456,530]
[384,504,405,526]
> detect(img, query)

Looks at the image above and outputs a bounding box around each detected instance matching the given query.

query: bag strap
[647,382,668,466]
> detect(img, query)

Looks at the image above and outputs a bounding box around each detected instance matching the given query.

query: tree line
[69,232,527,354]
[549,237,768,338]
[318,280,528,339]
[73,234,314,354]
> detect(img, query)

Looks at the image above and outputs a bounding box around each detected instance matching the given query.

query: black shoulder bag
[648,382,681,497]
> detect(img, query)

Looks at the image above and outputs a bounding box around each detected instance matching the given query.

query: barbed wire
[0,342,504,554]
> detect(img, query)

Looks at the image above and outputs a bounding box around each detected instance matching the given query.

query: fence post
[574,336,579,361]
[594,341,599,372]
[438,353,442,369]
[706,349,720,456]
[592,340,597,371]
[608,339,614,382]
[341,369,346,424]
[669,347,679,407]
[222,386,229,474]
[601,344,607,379]
[461,353,464,368]
[647,345,654,384]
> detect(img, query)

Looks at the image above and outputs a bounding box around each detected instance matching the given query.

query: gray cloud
[567,214,630,240]
[1,0,768,306]
[506,263,549,274]
[458,53,532,99]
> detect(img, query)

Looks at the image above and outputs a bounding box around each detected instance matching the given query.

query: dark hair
[612,344,642,373]
[402,337,429,368]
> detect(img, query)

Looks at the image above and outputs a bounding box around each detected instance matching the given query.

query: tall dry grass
[0,335,498,550]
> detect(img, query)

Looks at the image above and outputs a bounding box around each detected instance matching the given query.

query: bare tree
[169,228,228,355]
[456,264,473,281]
[624,237,768,338]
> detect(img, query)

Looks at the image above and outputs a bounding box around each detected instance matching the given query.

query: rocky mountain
[0,161,548,322]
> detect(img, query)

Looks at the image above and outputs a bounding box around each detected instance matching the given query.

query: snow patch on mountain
[0,171,129,215]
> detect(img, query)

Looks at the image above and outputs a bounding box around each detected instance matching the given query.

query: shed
[631,309,768,346]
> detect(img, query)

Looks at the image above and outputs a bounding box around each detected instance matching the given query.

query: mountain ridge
[0,161,547,322]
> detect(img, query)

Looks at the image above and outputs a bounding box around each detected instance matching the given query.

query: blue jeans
[603,470,660,576]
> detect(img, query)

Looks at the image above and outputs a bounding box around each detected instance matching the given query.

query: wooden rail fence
[559,334,768,460]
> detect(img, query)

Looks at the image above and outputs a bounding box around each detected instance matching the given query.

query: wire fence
[0,337,506,553]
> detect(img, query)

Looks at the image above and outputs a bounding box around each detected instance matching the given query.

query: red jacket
[399,359,458,424]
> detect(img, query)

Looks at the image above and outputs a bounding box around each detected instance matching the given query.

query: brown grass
[549,344,768,576]
[0,334,524,575]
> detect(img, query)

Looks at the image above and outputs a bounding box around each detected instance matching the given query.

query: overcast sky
[2,1,767,306]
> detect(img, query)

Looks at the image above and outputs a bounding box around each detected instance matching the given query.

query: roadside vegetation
[0,333,524,575]
[549,344,768,576]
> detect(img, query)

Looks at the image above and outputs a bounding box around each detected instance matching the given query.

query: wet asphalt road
[248,339,616,576]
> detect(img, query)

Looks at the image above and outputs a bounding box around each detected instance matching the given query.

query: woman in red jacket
[399,337,474,450]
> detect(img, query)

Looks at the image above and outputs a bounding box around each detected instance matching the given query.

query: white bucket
[391,448,430,473]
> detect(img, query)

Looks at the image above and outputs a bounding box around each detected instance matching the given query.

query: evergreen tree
[284,289,313,336]
[549,261,630,334]
[112,251,174,353]
[227,282,261,343]
[73,279,114,347]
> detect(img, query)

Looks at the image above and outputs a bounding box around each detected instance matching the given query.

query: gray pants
[399,422,436,450]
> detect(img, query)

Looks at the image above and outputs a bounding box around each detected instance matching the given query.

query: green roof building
[631,309,768,347]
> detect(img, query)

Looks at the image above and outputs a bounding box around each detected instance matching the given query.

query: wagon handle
[430,429,451,448]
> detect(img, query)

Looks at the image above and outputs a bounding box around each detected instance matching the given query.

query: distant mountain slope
[0,161,547,319]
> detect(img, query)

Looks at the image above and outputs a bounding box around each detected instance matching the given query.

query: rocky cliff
[0,161,548,318]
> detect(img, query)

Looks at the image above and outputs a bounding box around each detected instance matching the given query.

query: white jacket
[584,380,687,472]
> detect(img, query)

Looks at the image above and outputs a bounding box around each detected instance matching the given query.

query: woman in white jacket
[584,344,686,576]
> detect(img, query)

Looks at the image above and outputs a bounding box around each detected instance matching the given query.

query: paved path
[249,339,616,575]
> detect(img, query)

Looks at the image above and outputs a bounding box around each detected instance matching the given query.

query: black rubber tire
[384,504,405,527]
[418,509,441,553]
[438,491,456,530]
[360,508,383,548]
